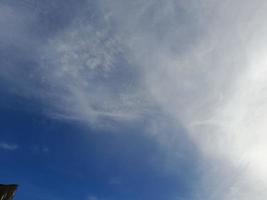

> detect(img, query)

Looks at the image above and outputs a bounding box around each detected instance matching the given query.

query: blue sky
[2,0,267,200]
[0,104,199,200]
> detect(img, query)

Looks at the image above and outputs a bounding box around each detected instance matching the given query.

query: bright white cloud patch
[99,0,267,199]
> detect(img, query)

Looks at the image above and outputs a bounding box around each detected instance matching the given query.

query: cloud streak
[0,142,18,151]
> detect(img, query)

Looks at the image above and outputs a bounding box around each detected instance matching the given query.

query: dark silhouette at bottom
[0,184,18,200]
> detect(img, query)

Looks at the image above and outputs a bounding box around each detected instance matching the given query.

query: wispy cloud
[99,0,267,199]
[108,177,121,185]
[38,19,153,127]
[30,145,49,154]
[87,195,98,200]
[0,142,18,151]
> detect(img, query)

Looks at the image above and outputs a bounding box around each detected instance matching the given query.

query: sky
[1,0,267,200]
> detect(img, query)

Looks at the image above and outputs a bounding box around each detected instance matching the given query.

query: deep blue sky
[0,94,199,200]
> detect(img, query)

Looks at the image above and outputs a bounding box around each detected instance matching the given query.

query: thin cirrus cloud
[0,142,18,151]
[87,196,98,200]
[1,0,267,199]
[40,22,151,125]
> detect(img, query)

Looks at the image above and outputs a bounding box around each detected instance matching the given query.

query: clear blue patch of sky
[0,95,201,200]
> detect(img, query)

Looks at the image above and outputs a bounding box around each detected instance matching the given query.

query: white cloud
[99,0,267,199]
[0,142,18,151]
